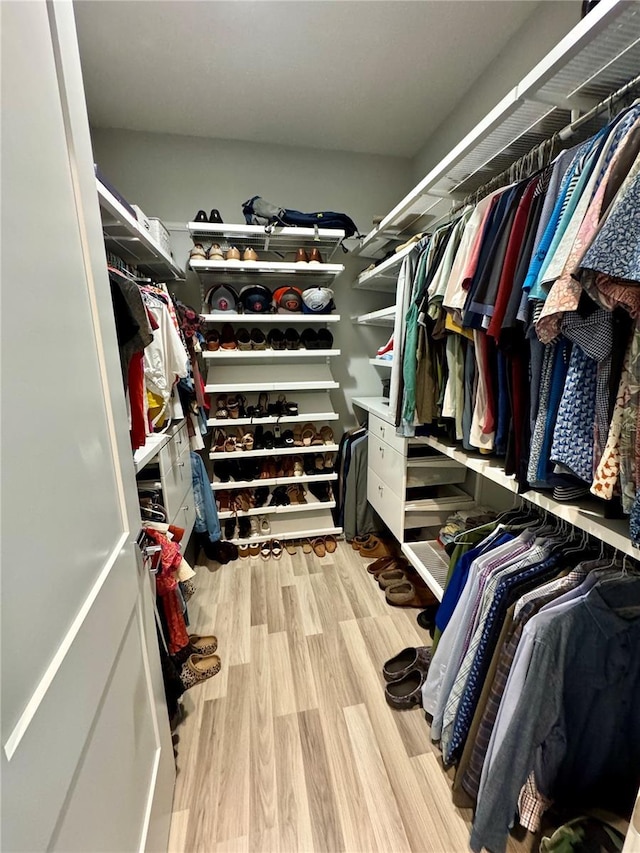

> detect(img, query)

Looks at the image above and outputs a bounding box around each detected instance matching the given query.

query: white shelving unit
[210,443,339,461]
[203,349,340,360]
[401,540,450,600]
[211,472,338,491]
[133,432,172,474]
[97,180,183,280]
[217,495,336,520]
[191,221,344,543]
[190,259,343,287]
[352,306,396,326]
[200,313,341,324]
[356,0,640,258]
[188,221,346,261]
[368,358,393,368]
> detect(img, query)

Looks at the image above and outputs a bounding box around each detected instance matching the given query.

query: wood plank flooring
[169,542,529,853]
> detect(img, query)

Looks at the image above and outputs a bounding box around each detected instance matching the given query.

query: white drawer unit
[356,397,475,548]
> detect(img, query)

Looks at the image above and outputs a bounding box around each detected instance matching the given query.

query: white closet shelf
[190,259,344,286]
[207,412,339,428]
[355,244,414,290]
[187,222,345,260]
[369,358,393,368]
[202,349,340,360]
[352,306,396,326]
[205,380,339,393]
[200,313,341,324]
[422,435,638,559]
[133,432,172,473]
[226,526,342,546]
[352,396,392,421]
[211,472,338,491]
[356,0,640,257]
[97,180,183,280]
[209,443,339,460]
[401,540,450,600]
[218,497,336,519]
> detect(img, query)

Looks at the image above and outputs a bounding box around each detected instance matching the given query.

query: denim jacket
[190,451,220,542]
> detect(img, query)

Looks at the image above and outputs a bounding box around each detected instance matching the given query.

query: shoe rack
[188,221,345,545]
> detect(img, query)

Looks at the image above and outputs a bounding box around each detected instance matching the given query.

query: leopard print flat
[188,633,218,655]
[180,653,221,690]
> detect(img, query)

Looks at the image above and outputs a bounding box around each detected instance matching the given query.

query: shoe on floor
[382,646,431,682]
[385,581,438,608]
[384,668,426,710]
[180,653,221,690]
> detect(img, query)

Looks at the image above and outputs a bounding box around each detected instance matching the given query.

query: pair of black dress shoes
[194,209,223,224]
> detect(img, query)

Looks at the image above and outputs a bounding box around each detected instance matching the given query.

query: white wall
[411,0,579,181]
[91,128,413,426]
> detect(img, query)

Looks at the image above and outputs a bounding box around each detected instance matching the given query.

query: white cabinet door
[1,2,175,850]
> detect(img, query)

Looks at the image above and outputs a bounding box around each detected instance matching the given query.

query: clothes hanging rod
[558,71,640,140]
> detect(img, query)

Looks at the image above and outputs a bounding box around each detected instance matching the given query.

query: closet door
[1,2,174,851]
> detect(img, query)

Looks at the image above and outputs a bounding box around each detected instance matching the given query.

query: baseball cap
[302,286,335,314]
[205,284,238,313]
[273,286,303,314]
[238,284,272,314]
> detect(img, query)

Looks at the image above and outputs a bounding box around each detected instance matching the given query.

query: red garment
[128,352,147,451]
[146,528,189,654]
[487,177,539,340]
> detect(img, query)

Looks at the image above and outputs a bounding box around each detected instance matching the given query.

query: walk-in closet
[3,1,640,851]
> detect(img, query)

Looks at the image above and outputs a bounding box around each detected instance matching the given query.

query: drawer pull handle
[379,446,384,458]
[184,506,189,513]
[177,462,185,468]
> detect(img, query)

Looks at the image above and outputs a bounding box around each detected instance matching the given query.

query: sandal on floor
[351,534,373,551]
[385,581,438,608]
[377,568,409,589]
[285,540,297,555]
[302,538,313,554]
[384,669,426,710]
[180,653,221,690]
[382,646,432,682]
[311,537,326,558]
[324,534,337,554]
[260,541,272,560]
[188,634,218,655]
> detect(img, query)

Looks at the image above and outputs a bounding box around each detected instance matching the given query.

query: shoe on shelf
[317,329,334,349]
[249,541,261,558]
[284,328,300,350]
[180,653,221,690]
[267,328,286,351]
[206,330,220,351]
[224,518,237,540]
[238,517,252,539]
[377,334,394,357]
[226,246,241,261]
[384,669,426,710]
[300,328,318,349]
[250,517,260,538]
[295,248,309,264]
[209,209,224,223]
[208,243,224,261]
[220,323,237,350]
[194,210,208,222]
[259,515,271,535]
[189,243,207,261]
[242,247,258,262]
[236,328,252,351]
[251,328,267,350]
[308,248,323,265]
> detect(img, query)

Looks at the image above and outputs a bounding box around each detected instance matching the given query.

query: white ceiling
[74,0,541,158]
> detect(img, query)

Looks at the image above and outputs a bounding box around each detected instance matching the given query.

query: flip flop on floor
[324,534,337,554]
[311,538,326,558]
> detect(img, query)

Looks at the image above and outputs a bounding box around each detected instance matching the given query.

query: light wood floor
[169,542,527,853]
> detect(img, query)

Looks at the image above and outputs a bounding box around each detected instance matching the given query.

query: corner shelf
[205,361,339,394]
[97,180,183,280]
[226,520,342,546]
[202,349,340,360]
[352,306,396,326]
[206,380,339,393]
[207,412,339,428]
[200,313,341,324]
[133,432,172,473]
[211,472,338,491]
[187,222,345,261]
[369,358,393,368]
[355,244,414,290]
